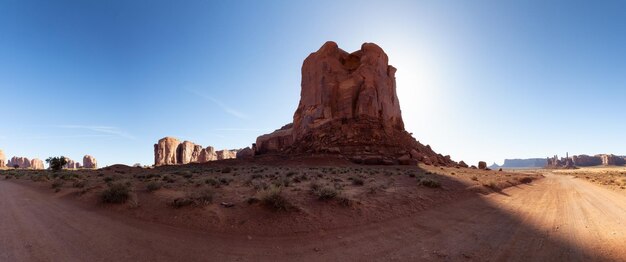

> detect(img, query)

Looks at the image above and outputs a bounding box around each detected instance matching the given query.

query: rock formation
[8,157,31,168]
[198,146,218,162]
[0,150,5,168]
[153,137,240,166]
[600,154,625,166]
[30,158,44,170]
[478,161,487,170]
[548,153,625,168]
[571,155,602,166]
[154,137,181,166]
[216,149,237,160]
[236,147,254,159]
[255,41,456,166]
[63,157,80,169]
[83,155,98,169]
[546,154,575,169]
[177,141,198,164]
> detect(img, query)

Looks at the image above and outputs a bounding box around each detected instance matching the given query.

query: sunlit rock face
[83,155,98,169]
[154,137,181,166]
[30,158,44,170]
[8,156,31,168]
[255,41,456,166]
[63,157,80,169]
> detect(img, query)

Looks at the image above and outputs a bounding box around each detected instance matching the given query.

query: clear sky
[1,0,625,167]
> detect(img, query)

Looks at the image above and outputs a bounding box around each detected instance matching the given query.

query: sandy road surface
[1,174,625,261]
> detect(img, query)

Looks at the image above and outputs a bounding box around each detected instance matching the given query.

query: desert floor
[1,160,625,261]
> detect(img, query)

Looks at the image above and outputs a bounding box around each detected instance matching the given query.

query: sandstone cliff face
[198,146,217,162]
[153,137,240,166]
[236,147,254,159]
[216,149,237,160]
[154,137,181,166]
[83,155,98,169]
[30,158,44,170]
[0,150,5,168]
[177,141,197,164]
[254,41,456,166]
[571,155,602,166]
[255,124,294,154]
[600,154,625,166]
[293,41,404,138]
[8,157,31,168]
[63,157,80,169]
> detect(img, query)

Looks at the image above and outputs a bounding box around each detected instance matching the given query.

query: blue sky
[1,0,625,167]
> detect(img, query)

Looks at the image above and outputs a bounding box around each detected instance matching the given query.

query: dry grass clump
[100,183,131,204]
[170,188,214,208]
[260,186,291,211]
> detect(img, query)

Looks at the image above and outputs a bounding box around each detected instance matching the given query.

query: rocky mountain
[255,41,456,166]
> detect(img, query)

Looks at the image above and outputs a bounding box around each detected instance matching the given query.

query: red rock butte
[256,41,456,166]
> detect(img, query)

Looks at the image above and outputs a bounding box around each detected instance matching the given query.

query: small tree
[46,156,68,171]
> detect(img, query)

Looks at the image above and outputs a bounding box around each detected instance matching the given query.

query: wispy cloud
[55,125,135,139]
[10,134,115,140]
[185,88,248,119]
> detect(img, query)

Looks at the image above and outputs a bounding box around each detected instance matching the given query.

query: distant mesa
[153,137,240,166]
[547,153,626,169]
[492,158,548,169]
[254,41,456,166]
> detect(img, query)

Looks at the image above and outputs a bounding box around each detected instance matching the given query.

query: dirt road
[1,173,625,261]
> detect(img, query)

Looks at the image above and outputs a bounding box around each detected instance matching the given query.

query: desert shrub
[221,167,232,173]
[471,176,478,181]
[286,171,298,177]
[162,175,176,183]
[191,188,214,205]
[219,177,232,185]
[146,181,162,192]
[519,177,533,184]
[420,179,441,188]
[170,198,194,208]
[314,186,338,200]
[170,188,214,208]
[204,178,217,186]
[51,179,64,189]
[72,180,87,188]
[309,181,322,192]
[46,156,68,172]
[337,195,353,207]
[351,177,364,186]
[103,177,114,183]
[260,187,290,211]
[100,183,130,204]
